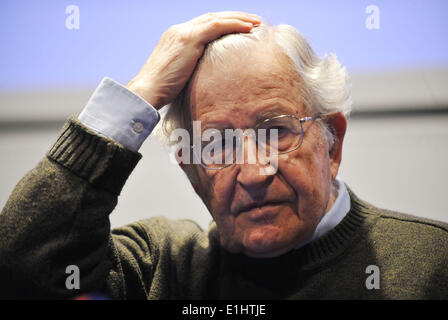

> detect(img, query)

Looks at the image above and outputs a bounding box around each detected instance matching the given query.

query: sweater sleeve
[0,117,152,299]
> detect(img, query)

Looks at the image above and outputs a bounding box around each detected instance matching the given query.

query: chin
[241,225,299,258]
[217,212,308,258]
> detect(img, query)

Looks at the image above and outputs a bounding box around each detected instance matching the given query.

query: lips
[240,203,284,222]
[232,199,289,216]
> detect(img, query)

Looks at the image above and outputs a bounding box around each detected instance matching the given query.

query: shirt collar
[296,178,351,249]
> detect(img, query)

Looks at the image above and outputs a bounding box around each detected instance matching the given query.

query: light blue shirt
[78,77,351,240]
[296,179,351,248]
[78,77,159,152]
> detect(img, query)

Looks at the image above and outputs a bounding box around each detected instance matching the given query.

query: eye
[272,125,288,132]
[266,125,290,138]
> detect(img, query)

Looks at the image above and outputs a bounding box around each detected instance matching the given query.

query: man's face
[187,43,343,258]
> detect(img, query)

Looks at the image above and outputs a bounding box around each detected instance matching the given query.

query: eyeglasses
[191,115,316,170]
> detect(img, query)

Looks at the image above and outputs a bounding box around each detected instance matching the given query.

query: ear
[325,112,347,180]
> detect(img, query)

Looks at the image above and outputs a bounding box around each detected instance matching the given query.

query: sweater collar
[296,178,351,249]
[220,187,378,273]
[296,187,377,269]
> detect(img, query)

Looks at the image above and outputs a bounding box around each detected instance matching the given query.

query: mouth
[237,202,286,222]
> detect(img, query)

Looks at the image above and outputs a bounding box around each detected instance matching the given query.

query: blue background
[1,0,447,91]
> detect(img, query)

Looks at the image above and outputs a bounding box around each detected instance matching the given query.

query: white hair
[161,21,352,142]
[157,21,352,186]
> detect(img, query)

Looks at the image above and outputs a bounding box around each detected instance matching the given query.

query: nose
[236,162,274,191]
[235,135,275,191]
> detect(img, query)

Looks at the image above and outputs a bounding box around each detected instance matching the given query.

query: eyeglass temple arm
[299,116,314,123]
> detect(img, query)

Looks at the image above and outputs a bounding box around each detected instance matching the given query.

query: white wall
[340,115,448,223]
[1,68,447,228]
[1,113,447,230]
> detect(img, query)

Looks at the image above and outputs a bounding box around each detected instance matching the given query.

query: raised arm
[0,119,141,299]
[0,12,260,299]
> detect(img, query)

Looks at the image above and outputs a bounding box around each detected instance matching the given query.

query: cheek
[202,170,242,251]
[197,168,237,221]
[278,144,332,214]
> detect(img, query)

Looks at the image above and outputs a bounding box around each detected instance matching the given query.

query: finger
[212,11,261,24]
[196,11,260,25]
[199,18,256,45]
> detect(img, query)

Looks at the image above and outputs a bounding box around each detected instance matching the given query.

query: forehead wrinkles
[188,44,304,124]
[190,72,303,124]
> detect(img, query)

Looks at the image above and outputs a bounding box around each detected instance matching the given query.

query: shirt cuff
[78,77,160,151]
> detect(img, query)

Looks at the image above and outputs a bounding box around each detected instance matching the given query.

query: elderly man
[0,12,447,299]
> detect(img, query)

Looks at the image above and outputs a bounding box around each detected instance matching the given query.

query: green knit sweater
[0,118,447,299]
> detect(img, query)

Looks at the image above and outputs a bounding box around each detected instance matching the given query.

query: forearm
[0,118,141,299]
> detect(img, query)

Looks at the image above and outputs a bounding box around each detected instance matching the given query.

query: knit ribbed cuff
[47,117,142,195]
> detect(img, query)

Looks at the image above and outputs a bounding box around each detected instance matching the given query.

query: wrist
[126,79,164,110]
